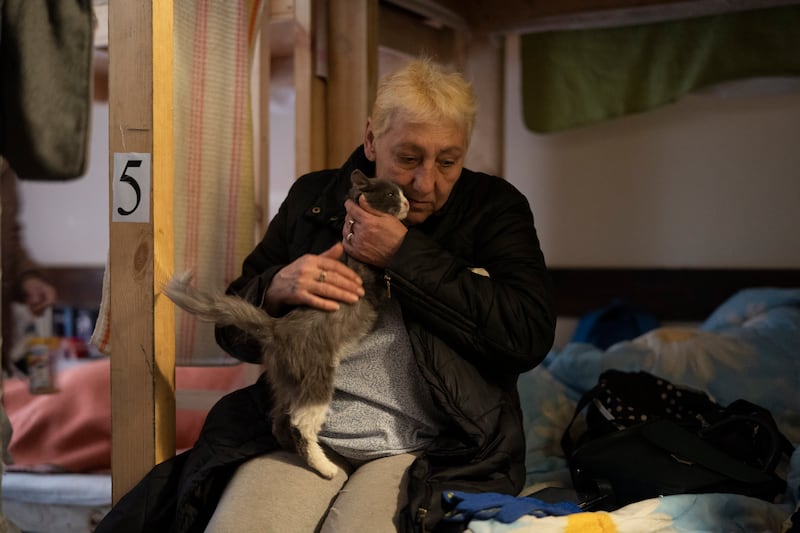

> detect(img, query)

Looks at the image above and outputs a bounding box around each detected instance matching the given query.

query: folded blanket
[4,358,250,473]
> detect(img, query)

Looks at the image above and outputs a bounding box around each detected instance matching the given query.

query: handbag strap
[561,383,602,457]
[700,413,795,472]
[641,419,779,484]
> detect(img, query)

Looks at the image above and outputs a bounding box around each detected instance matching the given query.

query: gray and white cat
[163,169,409,478]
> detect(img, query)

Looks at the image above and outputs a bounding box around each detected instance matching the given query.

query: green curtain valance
[521,4,800,133]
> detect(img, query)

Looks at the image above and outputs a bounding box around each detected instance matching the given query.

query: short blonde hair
[370,58,477,146]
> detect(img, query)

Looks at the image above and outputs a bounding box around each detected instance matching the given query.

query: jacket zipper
[384,272,392,299]
[416,507,429,531]
[414,481,434,532]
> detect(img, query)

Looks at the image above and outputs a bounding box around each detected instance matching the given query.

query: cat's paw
[314,460,340,480]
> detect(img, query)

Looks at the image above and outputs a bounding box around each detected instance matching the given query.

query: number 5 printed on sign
[113,153,151,223]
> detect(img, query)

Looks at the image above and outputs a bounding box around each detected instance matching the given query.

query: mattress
[2,472,110,533]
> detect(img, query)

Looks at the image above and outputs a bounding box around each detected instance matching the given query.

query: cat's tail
[163,271,272,340]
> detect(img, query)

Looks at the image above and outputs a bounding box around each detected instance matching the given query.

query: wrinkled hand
[264,243,365,315]
[21,276,57,316]
[342,198,407,268]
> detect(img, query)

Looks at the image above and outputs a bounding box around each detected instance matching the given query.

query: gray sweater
[320,298,445,460]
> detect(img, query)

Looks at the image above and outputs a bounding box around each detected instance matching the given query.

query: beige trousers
[204,449,418,533]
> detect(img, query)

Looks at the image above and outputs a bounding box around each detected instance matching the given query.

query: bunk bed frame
[107,0,388,503]
[105,0,800,506]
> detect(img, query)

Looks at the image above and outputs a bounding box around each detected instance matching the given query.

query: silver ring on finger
[346,232,354,242]
[318,270,327,283]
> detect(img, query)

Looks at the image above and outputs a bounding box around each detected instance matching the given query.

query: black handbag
[561,370,794,511]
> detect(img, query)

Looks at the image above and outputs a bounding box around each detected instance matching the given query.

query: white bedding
[2,472,110,533]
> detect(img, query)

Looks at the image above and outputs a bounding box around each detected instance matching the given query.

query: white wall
[504,35,800,269]
[17,102,110,267]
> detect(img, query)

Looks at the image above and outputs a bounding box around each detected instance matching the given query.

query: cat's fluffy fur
[163,170,408,478]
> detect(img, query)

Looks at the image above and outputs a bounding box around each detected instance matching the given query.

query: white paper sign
[112,152,151,223]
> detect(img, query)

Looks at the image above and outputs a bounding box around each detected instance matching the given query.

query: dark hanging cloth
[1,0,94,181]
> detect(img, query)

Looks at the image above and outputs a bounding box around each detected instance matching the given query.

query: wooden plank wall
[41,267,105,309]
[551,268,800,321]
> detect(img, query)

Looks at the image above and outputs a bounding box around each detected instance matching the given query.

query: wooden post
[255,0,272,240]
[326,0,378,167]
[294,0,327,174]
[293,0,378,174]
[107,0,175,503]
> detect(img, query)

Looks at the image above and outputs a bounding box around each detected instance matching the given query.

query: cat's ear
[350,169,370,189]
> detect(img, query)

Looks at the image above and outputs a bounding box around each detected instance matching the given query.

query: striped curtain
[173,0,262,364]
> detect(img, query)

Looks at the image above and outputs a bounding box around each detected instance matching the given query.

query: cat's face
[351,170,409,220]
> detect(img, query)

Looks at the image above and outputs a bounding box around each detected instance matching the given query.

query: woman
[98,58,555,533]
[210,57,555,532]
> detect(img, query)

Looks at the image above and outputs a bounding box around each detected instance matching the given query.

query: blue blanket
[475,287,800,532]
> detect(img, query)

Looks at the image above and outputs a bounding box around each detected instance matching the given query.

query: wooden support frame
[326,0,378,166]
[255,1,273,240]
[293,0,378,173]
[104,0,378,506]
[108,0,175,503]
[294,0,326,175]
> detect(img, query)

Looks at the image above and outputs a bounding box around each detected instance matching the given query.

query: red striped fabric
[92,0,262,363]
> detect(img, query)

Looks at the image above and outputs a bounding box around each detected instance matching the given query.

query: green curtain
[521,4,800,133]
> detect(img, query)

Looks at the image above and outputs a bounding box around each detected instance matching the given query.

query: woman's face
[364,116,466,225]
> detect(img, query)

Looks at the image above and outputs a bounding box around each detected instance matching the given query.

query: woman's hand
[342,198,407,268]
[263,243,364,314]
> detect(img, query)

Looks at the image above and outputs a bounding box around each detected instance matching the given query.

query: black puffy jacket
[96,146,555,533]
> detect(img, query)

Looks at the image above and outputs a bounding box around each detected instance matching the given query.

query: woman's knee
[205,450,350,533]
[321,452,418,533]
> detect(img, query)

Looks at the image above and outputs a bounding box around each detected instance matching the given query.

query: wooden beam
[393,0,798,35]
[108,0,175,504]
[270,0,294,20]
[255,0,272,240]
[151,0,176,472]
[411,0,710,34]
[294,0,327,174]
[550,268,800,320]
[41,266,105,309]
[327,0,378,166]
[379,3,457,64]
